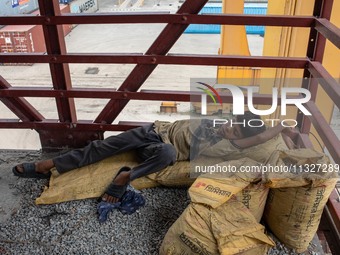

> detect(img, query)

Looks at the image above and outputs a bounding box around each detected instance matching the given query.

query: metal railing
[0,0,339,250]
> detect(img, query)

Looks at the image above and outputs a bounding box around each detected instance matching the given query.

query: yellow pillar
[217,0,254,86]
[260,0,339,151]
[260,0,314,120]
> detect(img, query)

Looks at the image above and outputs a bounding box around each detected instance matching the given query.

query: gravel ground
[0,151,325,255]
[0,176,190,255]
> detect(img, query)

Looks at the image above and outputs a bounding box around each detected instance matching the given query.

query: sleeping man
[12,111,297,204]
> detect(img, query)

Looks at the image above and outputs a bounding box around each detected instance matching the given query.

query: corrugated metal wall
[70,0,98,14]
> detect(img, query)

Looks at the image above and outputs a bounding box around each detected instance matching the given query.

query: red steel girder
[315,18,340,49]
[94,0,209,124]
[38,0,76,123]
[320,190,340,254]
[298,0,333,133]
[0,76,44,122]
[0,88,303,107]
[0,120,150,132]
[38,129,103,151]
[308,61,340,110]
[0,13,315,27]
[326,190,340,243]
[0,53,309,68]
[305,101,340,164]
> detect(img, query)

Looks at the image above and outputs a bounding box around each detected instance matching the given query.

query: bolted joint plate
[38,129,104,152]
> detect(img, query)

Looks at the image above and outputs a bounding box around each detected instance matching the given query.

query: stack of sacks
[160,200,274,255]
[262,149,338,253]
[161,149,338,254]
[160,158,275,255]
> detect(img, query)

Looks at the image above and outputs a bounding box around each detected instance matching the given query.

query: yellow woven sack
[262,148,338,252]
[188,158,262,208]
[160,200,274,255]
[234,183,269,222]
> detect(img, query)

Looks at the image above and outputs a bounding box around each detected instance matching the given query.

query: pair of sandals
[12,163,131,202]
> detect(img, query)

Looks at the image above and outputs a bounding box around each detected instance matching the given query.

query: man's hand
[282,127,300,140]
[282,127,299,149]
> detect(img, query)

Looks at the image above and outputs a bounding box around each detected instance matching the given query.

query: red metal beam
[308,61,340,110]
[0,53,309,68]
[0,13,315,27]
[326,190,340,239]
[315,18,340,49]
[118,121,153,128]
[95,0,209,124]
[33,0,102,150]
[0,120,145,132]
[297,133,315,148]
[38,0,76,123]
[0,88,303,105]
[305,101,340,164]
[298,0,333,133]
[0,76,44,122]
[320,190,340,254]
[313,0,334,62]
[0,88,193,101]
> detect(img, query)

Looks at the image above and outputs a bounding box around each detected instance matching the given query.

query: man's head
[217,111,266,140]
[236,111,266,138]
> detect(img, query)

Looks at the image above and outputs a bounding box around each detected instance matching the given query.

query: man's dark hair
[236,111,266,138]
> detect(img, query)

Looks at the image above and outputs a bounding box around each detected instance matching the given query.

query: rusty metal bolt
[67,134,73,140]
[151,57,157,64]
[45,17,51,23]
[182,16,187,21]
[51,56,57,62]
[123,93,128,98]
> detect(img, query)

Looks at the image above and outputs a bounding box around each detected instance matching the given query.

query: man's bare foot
[101,167,131,204]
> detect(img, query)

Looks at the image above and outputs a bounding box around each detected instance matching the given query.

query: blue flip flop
[12,163,51,179]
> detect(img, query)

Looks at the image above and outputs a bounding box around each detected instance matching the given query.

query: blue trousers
[52,124,177,181]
